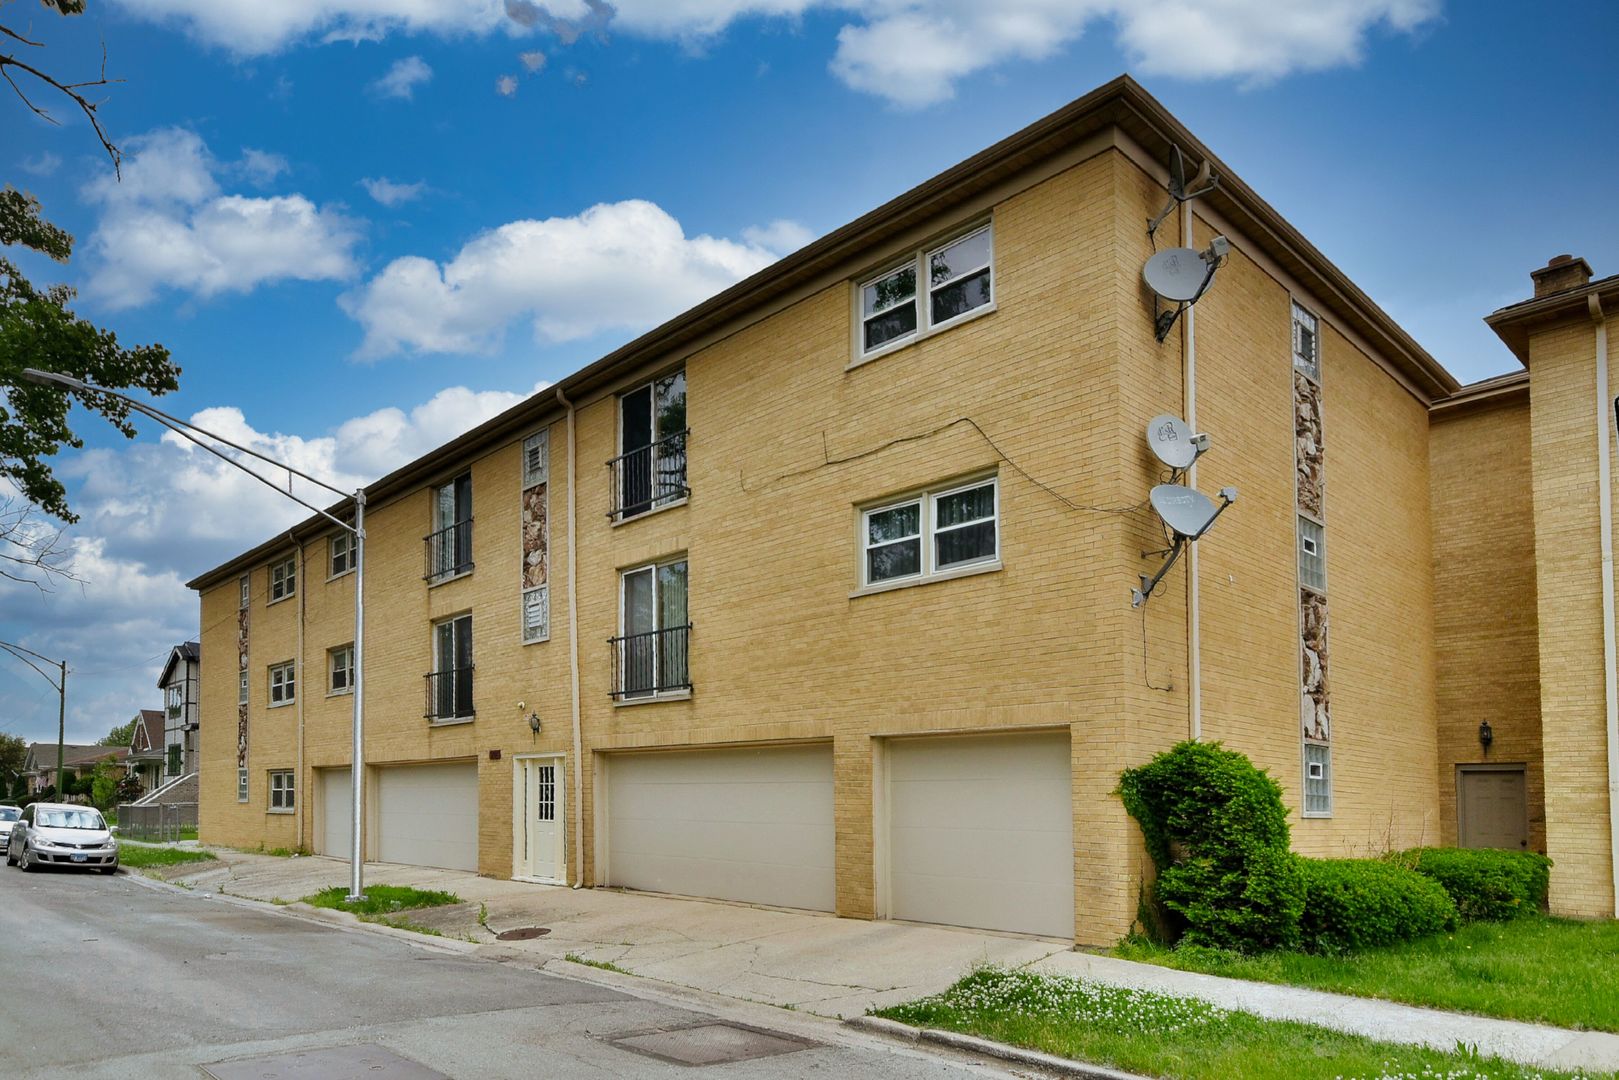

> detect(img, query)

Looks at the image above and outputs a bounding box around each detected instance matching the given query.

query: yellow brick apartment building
[188,78,1618,943]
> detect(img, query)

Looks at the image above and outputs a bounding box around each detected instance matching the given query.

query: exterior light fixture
[1478,720,1494,751]
[528,712,542,735]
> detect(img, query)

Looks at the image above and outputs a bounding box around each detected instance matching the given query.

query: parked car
[5,802,118,873]
[0,806,18,850]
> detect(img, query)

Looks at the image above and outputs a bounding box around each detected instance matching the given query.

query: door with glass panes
[521,757,563,881]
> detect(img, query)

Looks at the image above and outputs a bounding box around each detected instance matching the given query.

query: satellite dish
[1143,248,1208,303]
[1146,414,1197,470]
[1150,484,1220,540]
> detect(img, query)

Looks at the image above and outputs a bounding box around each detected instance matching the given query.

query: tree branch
[0,34,121,174]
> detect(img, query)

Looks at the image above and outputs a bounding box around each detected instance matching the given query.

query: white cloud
[340,198,779,358]
[742,219,814,255]
[107,1,1441,106]
[519,49,547,72]
[0,379,546,744]
[496,73,519,96]
[371,55,434,99]
[21,152,62,177]
[238,147,290,185]
[81,128,360,310]
[361,176,427,207]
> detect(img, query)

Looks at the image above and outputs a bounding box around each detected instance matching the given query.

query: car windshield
[0,807,18,821]
[36,808,105,830]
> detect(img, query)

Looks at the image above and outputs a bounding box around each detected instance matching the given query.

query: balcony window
[609,371,687,522]
[426,614,474,721]
[425,473,473,583]
[611,558,690,700]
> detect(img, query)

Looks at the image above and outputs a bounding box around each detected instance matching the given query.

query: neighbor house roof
[157,641,200,689]
[129,710,166,758]
[23,743,129,773]
[189,75,1459,593]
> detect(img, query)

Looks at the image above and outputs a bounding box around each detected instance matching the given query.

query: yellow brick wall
[1430,394,1545,852]
[1527,316,1617,917]
[198,136,1446,940]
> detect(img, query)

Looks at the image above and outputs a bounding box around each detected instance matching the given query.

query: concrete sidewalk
[173,851,1619,1073]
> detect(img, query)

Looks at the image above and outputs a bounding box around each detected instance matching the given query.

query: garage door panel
[606,745,834,912]
[319,768,351,859]
[887,733,1073,938]
[377,763,477,873]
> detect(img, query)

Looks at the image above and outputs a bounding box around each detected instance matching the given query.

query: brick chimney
[1530,254,1593,298]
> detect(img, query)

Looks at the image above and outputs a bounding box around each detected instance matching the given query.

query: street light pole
[0,641,67,797]
[19,368,369,901]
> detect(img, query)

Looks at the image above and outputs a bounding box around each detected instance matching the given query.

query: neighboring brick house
[184,76,1616,942]
[125,709,167,795]
[19,743,129,795]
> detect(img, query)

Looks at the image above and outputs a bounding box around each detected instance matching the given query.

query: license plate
[70,853,87,863]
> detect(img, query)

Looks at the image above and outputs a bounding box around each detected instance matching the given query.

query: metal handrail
[606,429,689,521]
[607,623,692,699]
[423,518,474,582]
[424,665,475,720]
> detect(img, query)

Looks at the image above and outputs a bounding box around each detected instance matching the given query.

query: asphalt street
[0,864,1027,1079]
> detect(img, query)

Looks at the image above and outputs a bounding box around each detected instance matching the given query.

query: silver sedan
[5,802,119,873]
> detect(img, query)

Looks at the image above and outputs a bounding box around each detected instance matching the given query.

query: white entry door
[521,757,564,882]
[603,744,835,911]
[319,768,352,860]
[885,731,1074,938]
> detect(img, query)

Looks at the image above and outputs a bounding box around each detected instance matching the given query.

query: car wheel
[3,842,13,867]
[18,844,35,872]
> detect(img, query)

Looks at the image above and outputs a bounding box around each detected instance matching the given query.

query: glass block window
[238,669,249,706]
[1293,302,1320,383]
[239,573,250,609]
[237,768,249,803]
[1298,515,1326,593]
[1303,743,1332,816]
[523,585,550,644]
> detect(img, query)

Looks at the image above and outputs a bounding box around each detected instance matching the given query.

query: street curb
[844,1016,1151,1080]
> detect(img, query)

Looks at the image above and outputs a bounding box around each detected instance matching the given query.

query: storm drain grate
[495,926,551,940]
[610,1023,813,1067]
[204,1043,449,1079]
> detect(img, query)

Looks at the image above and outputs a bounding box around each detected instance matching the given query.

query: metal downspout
[1592,293,1619,917]
[555,387,584,889]
[1183,200,1201,741]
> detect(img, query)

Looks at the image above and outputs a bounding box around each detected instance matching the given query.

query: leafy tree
[114,771,139,802]
[88,756,118,810]
[0,729,23,786]
[2,188,178,527]
[8,773,25,802]
[98,718,134,746]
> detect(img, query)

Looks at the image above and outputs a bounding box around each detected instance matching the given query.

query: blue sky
[2,0,1616,746]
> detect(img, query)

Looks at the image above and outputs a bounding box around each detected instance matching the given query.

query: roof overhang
[1486,274,1619,365]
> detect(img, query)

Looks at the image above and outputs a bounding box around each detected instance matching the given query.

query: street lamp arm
[20,368,352,500]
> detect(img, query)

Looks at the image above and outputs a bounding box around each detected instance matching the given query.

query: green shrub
[1119,741,1305,953]
[1394,847,1551,922]
[1298,857,1457,953]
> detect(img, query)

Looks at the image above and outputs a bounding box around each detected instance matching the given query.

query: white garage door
[377,762,478,872]
[318,768,351,860]
[886,732,1073,938]
[604,744,834,911]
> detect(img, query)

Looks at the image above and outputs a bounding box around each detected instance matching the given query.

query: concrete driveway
[176,851,1072,1018]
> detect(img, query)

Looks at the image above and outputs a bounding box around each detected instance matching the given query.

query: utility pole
[55,660,67,795]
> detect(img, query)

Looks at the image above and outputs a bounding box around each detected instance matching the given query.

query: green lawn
[1114,916,1619,1033]
[300,884,461,916]
[873,967,1596,1080]
[119,845,218,869]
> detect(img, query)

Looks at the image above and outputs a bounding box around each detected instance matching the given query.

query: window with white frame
[861,477,999,588]
[427,474,473,582]
[268,770,295,813]
[330,532,354,578]
[239,573,250,609]
[1292,302,1320,383]
[612,371,687,521]
[238,669,249,706]
[858,224,993,357]
[1303,743,1332,816]
[268,661,296,707]
[428,615,474,720]
[237,768,248,803]
[1298,515,1326,593]
[329,644,354,694]
[269,556,297,603]
[613,558,689,699]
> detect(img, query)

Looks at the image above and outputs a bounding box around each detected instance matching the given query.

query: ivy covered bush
[1118,741,1306,953]
[1394,847,1552,922]
[1297,857,1457,952]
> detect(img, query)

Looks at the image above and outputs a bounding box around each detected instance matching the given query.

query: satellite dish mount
[1147,145,1218,241]
[1132,484,1237,608]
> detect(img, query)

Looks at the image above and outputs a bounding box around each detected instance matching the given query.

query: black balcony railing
[423,519,473,582]
[608,623,692,700]
[424,666,475,721]
[607,429,689,522]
